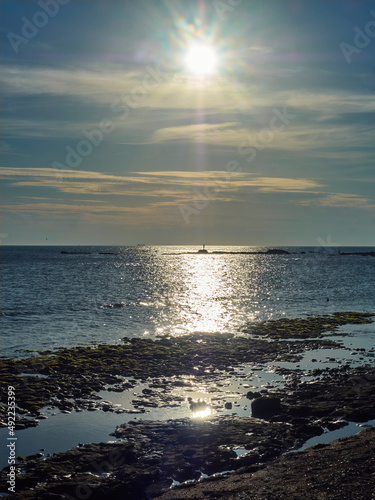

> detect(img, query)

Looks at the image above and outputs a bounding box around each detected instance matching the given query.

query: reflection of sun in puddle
[192,406,213,419]
[188,397,213,418]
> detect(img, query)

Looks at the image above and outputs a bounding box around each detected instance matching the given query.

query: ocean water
[1,245,375,469]
[1,245,374,359]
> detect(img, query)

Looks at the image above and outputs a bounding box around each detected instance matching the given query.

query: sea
[1,245,375,470]
[1,245,374,359]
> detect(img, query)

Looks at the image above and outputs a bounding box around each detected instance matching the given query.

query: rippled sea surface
[1,246,374,358]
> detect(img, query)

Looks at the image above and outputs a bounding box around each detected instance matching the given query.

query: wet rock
[158,428,375,499]
[0,315,374,499]
[287,405,312,417]
[188,399,208,412]
[269,413,291,423]
[324,420,348,431]
[344,407,374,422]
[108,385,123,392]
[251,397,281,419]
[290,417,310,426]
[171,380,186,387]
[15,417,39,430]
[297,424,324,436]
[26,452,44,460]
[242,312,373,339]
[35,494,65,499]
[124,408,145,414]
[246,391,261,400]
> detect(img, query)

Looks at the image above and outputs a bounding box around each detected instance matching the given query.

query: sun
[184,43,218,76]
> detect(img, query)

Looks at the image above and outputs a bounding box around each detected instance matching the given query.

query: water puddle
[1,321,374,472]
[170,468,235,489]
[0,369,286,469]
[0,409,125,469]
[286,419,375,454]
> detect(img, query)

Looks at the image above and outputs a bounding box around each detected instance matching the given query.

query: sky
[1,0,375,246]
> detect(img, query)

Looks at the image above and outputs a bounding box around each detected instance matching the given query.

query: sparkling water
[1,245,374,358]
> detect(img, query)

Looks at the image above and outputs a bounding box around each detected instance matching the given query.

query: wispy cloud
[1,201,179,227]
[299,193,375,209]
[285,92,375,114]
[2,203,149,214]
[0,64,252,112]
[4,65,374,111]
[150,121,374,152]
[2,167,323,195]
[1,65,142,98]
[152,122,238,143]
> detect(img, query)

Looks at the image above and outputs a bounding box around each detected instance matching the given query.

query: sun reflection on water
[192,406,213,419]
[174,255,235,334]
[149,247,275,338]
[188,394,214,419]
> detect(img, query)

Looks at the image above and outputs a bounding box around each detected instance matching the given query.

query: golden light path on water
[139,249,267,421]
[152,249,268,338]
[180,255,231,333]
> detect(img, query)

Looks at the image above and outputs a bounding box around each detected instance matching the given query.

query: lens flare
[184,43,218,75]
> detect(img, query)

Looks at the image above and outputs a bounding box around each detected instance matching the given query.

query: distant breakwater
[164,249,290,256]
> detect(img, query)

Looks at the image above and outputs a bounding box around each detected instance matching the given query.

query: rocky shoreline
[0,312,374,499]
[159,427,375,500]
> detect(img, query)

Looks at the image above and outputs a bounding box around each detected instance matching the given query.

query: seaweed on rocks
[1,359,375,499]
[0,313,372,424]
[241,312,373,339]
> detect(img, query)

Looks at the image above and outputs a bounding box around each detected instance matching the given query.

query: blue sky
[1,0,374,245]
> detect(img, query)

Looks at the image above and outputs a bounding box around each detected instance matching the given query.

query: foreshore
[159,427,375,500]
[0,312,374,499]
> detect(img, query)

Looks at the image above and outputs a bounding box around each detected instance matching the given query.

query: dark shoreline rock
[60,251,91,254]
[1,366,375,499]
[0,312,372,428]
[251,397,281,419]
[159,428,375,499]
[241,312,373,339]
[165,248,290,255]
[338,251,375,257]
[0,416,324,499]
[0,312,374,498]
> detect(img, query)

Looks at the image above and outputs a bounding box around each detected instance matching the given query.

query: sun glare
[184,43,218,76]
[192,406,213,419]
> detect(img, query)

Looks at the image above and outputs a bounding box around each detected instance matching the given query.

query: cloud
[147,116,374,153]
[136,171,323,192]
[244,45,274,55]
[284,92,375,114]
[250,177,322,193]
[2,167,323,193]
[2,203,148,214]
[1,65,142,98]
[298,193,375,209]
[0,64,252,112]
[2,62,375,123]
[3,62,375,158]
[1,201,179,227]
[151,122,239,142]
